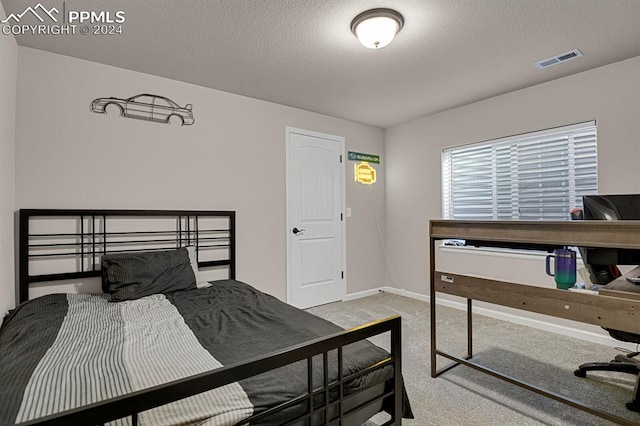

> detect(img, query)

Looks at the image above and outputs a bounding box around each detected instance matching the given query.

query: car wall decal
[90,94,195,126]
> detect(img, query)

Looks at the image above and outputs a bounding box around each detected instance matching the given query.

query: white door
[286,127,346,309]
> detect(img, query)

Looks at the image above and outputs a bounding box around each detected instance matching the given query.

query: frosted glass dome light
[351,8,404,49]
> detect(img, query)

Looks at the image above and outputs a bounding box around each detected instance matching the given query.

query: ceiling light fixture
[351,8,404,49]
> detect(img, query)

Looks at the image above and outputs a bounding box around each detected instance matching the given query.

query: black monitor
[581,194,640,284]
[584,194,640,222]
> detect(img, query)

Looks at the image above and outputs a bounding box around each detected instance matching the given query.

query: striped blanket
[0,280,394,425]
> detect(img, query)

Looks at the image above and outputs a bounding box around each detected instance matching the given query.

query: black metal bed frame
[16,209,403,426]
[19,209,236,303]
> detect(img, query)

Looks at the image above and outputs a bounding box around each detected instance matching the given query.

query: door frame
[285,126,347,306]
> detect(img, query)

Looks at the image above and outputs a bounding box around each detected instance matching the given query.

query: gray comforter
[0,280,397,425]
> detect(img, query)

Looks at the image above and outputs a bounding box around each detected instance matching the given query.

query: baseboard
[343,288,383,301]
[346,286,637,351]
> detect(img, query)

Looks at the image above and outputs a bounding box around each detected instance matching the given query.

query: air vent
[535,49,583,69]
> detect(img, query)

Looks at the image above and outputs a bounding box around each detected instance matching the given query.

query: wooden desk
[429,220,640,425]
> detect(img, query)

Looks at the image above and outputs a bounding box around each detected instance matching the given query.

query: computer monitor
[584,194,640,222]
[581,194,640,284]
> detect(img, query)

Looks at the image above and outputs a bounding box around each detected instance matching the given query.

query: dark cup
[546,249,577,290]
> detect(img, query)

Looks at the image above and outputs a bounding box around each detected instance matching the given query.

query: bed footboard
[17,315,403,426]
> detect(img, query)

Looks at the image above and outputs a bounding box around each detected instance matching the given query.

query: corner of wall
[0,2,18,318]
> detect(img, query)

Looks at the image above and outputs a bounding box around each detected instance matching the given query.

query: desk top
[430,220,640,250]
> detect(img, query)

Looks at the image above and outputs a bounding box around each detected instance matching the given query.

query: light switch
[346,207,352,217]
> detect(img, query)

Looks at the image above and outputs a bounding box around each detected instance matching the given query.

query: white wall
[13,47,387,307]
[385,56,640,295]
[0,3,17,318]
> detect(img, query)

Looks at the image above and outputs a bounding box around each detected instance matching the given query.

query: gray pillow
[102,248,196,302]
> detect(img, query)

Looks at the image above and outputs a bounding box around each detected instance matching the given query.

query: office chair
[568,207,640,411]
[572,261,640,412]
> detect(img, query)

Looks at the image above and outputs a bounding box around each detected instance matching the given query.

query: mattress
[0,280,396,425]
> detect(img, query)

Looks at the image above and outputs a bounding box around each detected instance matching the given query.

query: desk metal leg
[430,237,474,377]
[467,298,473,359]
[435,349,638,425]
[430,237,438,378]
[432,294,637,425]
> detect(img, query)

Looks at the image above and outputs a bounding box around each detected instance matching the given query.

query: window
[153,97,179,108]
[130,95,154,104]
[153,97,173,108]
[442,121,597,220]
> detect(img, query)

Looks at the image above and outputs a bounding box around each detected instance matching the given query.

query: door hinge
[340,154,343,163]
[341,271,344,279]
[341,213,343,221]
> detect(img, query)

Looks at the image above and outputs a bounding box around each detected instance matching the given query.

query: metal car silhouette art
[90,94,195,126]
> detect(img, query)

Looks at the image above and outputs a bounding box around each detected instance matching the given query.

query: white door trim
[285,126,346,305]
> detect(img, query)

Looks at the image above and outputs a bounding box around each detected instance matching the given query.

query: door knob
[292,227,306,235]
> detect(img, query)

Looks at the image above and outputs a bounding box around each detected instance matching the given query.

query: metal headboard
[19,209,236,303]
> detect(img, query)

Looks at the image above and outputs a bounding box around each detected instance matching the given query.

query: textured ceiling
[2,0,640,128]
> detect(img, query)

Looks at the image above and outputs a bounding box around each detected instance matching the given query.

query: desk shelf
[434,271,640,334]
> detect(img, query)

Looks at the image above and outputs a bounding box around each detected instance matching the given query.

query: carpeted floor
[306,292,640,425]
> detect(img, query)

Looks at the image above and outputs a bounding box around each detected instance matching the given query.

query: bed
[1,209,412,425]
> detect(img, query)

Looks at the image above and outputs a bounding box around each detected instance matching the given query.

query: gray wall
[0,2,17,317]
[384,56,640,295]
[11,47,387,308]
[5,43,640,322]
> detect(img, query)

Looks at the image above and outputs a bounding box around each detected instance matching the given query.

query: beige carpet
[307,292,639,425]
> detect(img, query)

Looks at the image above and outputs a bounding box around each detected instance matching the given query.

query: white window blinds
[442,121,597,220]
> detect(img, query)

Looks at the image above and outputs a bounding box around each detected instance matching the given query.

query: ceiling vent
[535,49,583,70]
